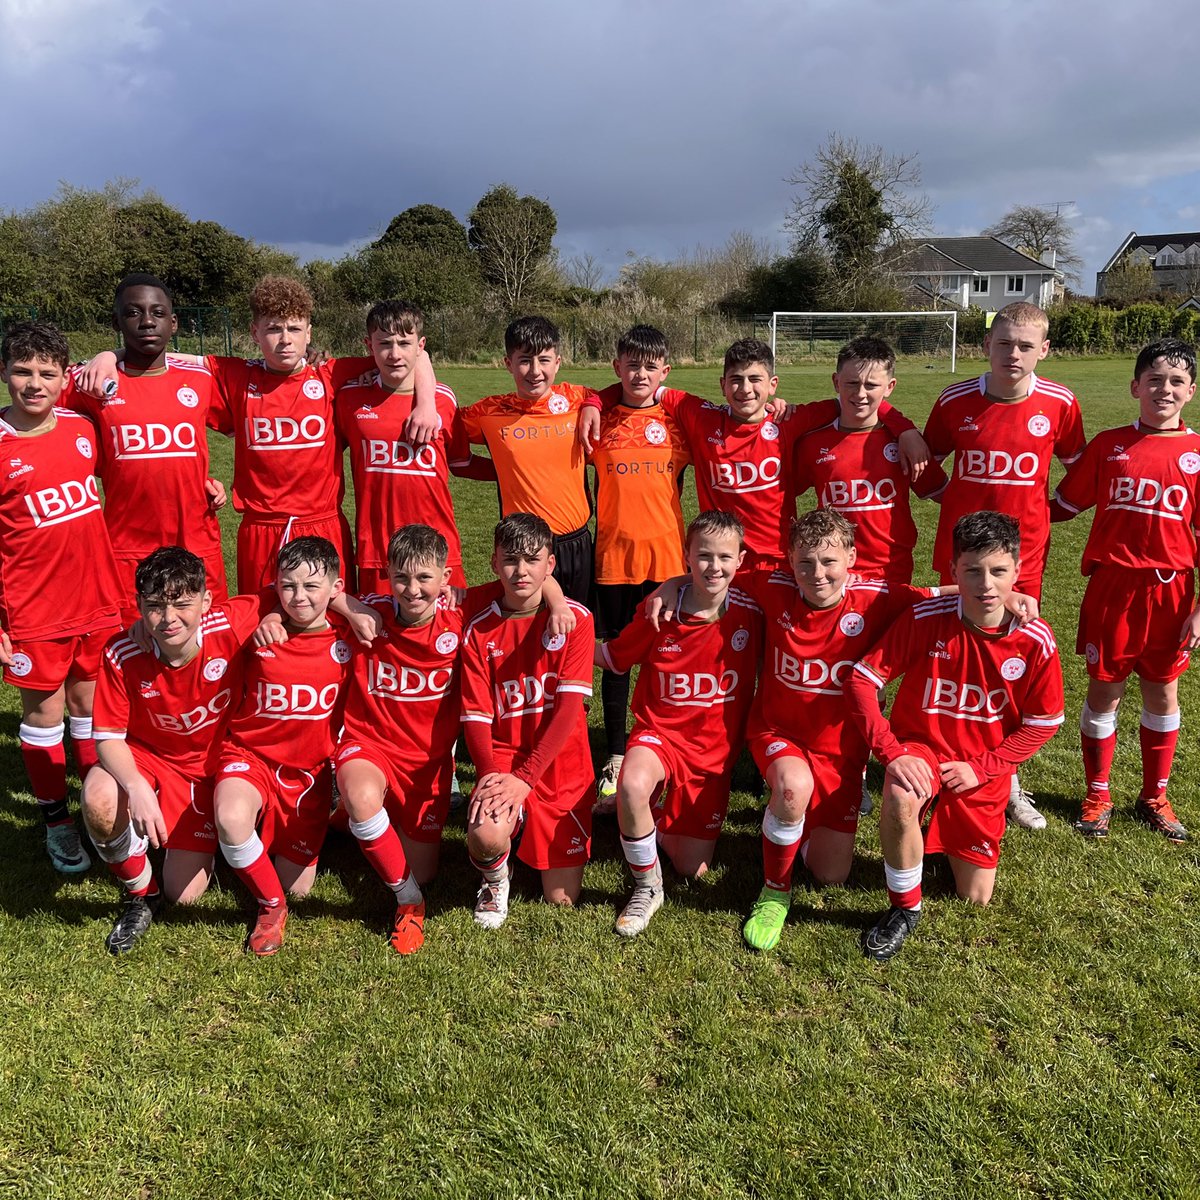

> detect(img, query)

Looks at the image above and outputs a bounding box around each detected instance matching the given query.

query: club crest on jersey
[883,442,900,463]
[839,612,865,637]
[176,387,199,409]
[644,420,667,446]
[760,421,779,442]
[731,628,750,651]
[75,436,93,458]
[542,630,566,652]
[303,379,326,400]
[203,658,228,682]
[330,640,353,664]
[222,761,252,774]
[1027,414,1052,437]
[436,632,459,655]
[1001,656,1027,681]
[547,394,569,415]
[765,739,788,756]
[8,652,32,677]
[1085,643,1100,665]
[1179,452,1200,475]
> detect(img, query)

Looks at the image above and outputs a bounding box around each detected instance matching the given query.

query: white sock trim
[20,722,64,748]
[1080,702,1118,739]
[620,832,659,869]
[219,833,265,870]
[93,822,147,864]
[349,809,391,842]
[68,715,93,740]
[762,808,805,846]
[1141,708,1180,733]
[884,861,923,893]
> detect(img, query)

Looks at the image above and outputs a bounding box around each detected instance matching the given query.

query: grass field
[3,355,1200,1199]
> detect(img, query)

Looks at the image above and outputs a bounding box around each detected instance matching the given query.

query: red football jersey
[340,594,467,769]
[0,408,122,640]
[853,595,1064,770]
[1054,423,1200,575]
[68,358,222,562]
[223,620,353,768]
[206,356,370,519]
[460,600,594,795]
[600,585,762,773]
[93,592,276,777]
[744,573,927,758]
[793,421,948,582]
[656,391,915,564]
[335,376,469,572]
[924,373,1085,578]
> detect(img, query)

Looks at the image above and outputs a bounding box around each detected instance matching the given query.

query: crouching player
[0,321,122,875]
[460,514,595,928]
[83,547,281,953]
[600,510,763,937]
[213,537,352,956]
[848,512,1064,961]
[1053,338,1200,841]
[741,510,935,951]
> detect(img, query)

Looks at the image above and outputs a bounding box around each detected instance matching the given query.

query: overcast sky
[3,0,1198,295]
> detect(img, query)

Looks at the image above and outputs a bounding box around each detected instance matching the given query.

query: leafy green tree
[468,184,557,311]
[376,204,471,257]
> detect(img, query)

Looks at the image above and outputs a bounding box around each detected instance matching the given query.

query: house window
[972,276,989,295]
[1006,275,1025,295]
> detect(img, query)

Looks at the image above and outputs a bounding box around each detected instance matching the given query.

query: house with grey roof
[1095,232,1200,300]
[892,236,1062,311]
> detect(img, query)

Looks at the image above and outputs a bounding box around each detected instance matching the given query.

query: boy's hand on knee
[1180,604,1200,649]
[886,753,934,800]
[0,627,12,666]
[127,779,168,849]
[205,477,227,512]
[939,761,980,793]
[475,773,529,823]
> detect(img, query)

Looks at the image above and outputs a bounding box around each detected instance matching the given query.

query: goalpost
[770,311,958,372]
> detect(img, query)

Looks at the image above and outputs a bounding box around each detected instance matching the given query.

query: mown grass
[2,356,1199,1199]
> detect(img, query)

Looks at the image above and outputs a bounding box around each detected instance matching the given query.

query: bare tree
[983,205,1083,286]
[468,184,557,312]
[563,252,606,291]
[785,134,933,307]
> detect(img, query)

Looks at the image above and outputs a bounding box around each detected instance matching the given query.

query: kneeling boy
[601,510,763,937]
[459,514,595,928]
[848,512,1064,961]
[214,537,352,956]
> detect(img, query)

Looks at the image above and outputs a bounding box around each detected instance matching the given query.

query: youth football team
[2,273,1197,963]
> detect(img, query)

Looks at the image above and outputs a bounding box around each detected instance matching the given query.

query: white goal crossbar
[770,310,957,372]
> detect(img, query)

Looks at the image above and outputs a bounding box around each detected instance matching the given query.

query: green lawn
[3,355,1199,1199]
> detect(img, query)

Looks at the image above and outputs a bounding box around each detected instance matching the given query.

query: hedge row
[957,304,1200,353]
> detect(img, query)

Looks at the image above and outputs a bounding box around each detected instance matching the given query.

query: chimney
[1040,248,1057,269]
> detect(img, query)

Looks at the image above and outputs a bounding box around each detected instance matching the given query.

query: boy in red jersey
[600,510,763,937]
[334,524,576,953]
[214,537,352,956]
[80,276,442,593]
[1053,338,1200,842]
[460,513,595,929]
[336,299,494,594]
[848,512,1065,961]
[793,337,947,583]
[460,317,598,605]
[580,338,928,575]
[588,325,691,811]
[0,322,122,874]
[69,275,228,619]
[82,547,281,953]
[923,302,1084,831]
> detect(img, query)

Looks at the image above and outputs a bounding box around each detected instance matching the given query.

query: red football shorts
[333,737,453,843]
[127,743,217,854]
[516,775,593,871]
[355,562,467,598]
[115,551,228,624]
[236,511,355,595]
[2,623,118,691]
[1077,566,1193,684]
[891,742,1008,869]
[217,749,332,867]
[628,722,733,840]
[749,732,865,837]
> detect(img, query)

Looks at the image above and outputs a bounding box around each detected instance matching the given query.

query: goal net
[770,311,958,371]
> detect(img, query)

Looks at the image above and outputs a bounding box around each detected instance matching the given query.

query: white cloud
[0,0,159,71]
